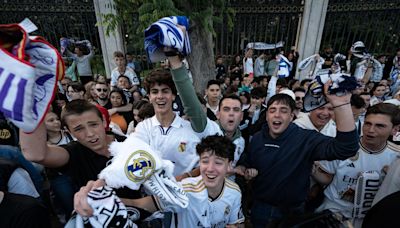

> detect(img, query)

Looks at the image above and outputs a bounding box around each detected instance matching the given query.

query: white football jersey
[317,142,399,218]
[155,176,244,228]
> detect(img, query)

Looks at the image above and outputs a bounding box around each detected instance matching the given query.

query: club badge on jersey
[99,136,189,208]
[0,18,64,133]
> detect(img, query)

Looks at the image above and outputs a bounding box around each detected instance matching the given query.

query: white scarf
[144,16,191,63]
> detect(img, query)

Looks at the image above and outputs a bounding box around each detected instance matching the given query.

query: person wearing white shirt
[243,49,254,76]
[123,135,245,228]
[294,103,336,137]
[66,44,94,85]
[110,51,140,92]
[313,103,400,227]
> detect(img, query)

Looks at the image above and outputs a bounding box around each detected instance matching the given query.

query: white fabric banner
[246,41,284,50]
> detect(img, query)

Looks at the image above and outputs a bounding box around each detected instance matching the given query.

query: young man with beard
[236,88,359,227]
[293,87,306,116]
[94,82,111,109]
[314,103,400,227]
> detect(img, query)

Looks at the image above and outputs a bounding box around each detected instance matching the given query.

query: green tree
[101,0,234,92]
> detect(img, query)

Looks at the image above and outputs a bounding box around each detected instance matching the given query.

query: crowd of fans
[1,39,400,228]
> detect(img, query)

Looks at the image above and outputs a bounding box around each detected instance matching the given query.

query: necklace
[48,132,62,145]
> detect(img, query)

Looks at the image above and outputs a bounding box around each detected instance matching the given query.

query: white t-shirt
[67,49,94,77]
[154,176,245,228]
[294,112,337,137]
[110,67,140,86]
[132,115,222,176]
[243,57,253,75]
[317,142,399,218]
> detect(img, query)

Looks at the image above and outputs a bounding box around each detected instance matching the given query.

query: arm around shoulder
[20,122,69,168]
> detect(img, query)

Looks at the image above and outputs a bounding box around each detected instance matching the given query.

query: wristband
[333,102,350,109]
[165,51,179,57]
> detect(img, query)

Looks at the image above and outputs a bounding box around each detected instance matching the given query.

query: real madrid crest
[178,142,186,152]
[125,150,156,182]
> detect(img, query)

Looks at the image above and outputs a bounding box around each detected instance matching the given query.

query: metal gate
[320,0,400,55]
[0,0,105,75]
[214,0,304,59]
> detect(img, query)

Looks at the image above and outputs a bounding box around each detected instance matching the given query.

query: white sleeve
[267,76,277,99]
[110,70,117,86]
[195,119,223,139]
[129,71,140,85]
[131,121,151,144]
[228,193,245,225]
[318,160,339,175]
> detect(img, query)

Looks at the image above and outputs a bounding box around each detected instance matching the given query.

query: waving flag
[144,16,191,63]
[0,18,64,133]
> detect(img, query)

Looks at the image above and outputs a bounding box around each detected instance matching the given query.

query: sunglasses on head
[97,88,108,92]
[295,96,304,101]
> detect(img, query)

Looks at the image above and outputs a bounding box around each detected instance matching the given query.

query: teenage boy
[205,79,221,120]
[314,103,400,226]
[166,56,245,176]
[75,135,245,227]
[236,87,359,227]
[110,51,140,92]
[130,68,221,177]
[19,100,150,221]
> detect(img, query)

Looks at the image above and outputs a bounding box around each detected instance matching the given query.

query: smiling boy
[121,135,245,227]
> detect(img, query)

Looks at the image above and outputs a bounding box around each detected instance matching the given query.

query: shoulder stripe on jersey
[387,142,400,153]
[185,185,206,193]
[182,178,203,187]
[225,179,241,193]
[183,182,205,191]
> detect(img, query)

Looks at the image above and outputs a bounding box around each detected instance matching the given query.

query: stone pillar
[296,0,329,65]
[93,0,125,78]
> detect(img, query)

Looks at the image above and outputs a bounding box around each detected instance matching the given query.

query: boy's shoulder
[180,176,205,192]
[224,178,241,194]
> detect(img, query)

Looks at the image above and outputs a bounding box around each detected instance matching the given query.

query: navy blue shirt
[239,123,358,207]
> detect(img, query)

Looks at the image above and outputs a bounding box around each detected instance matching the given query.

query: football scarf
[303,72,358,112]
[277,54,291,78]
[144,16,191,63]
[98,136,189,209]
[0,18,64,133]
[66,186,138,228]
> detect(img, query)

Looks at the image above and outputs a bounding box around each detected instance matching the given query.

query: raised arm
[168,56,207,132]
[324,81,355,132]
[20,122,69,168]
[309,82,359,161]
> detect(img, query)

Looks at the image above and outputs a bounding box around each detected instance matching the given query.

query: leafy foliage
[100,0,235,50]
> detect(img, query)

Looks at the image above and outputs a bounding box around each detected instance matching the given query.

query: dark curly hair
[144,69,177,95]
[196,134,235,161]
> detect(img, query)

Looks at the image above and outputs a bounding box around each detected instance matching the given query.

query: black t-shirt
[58,137,152,222]
[215,64,226,79]
[59,139,141,199]
[60,141,109,188]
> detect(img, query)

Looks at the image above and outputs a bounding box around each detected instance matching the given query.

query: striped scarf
[0,19,64,133]
[144,16,191,63]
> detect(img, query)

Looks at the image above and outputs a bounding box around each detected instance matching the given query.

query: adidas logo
[347,163,355,168]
